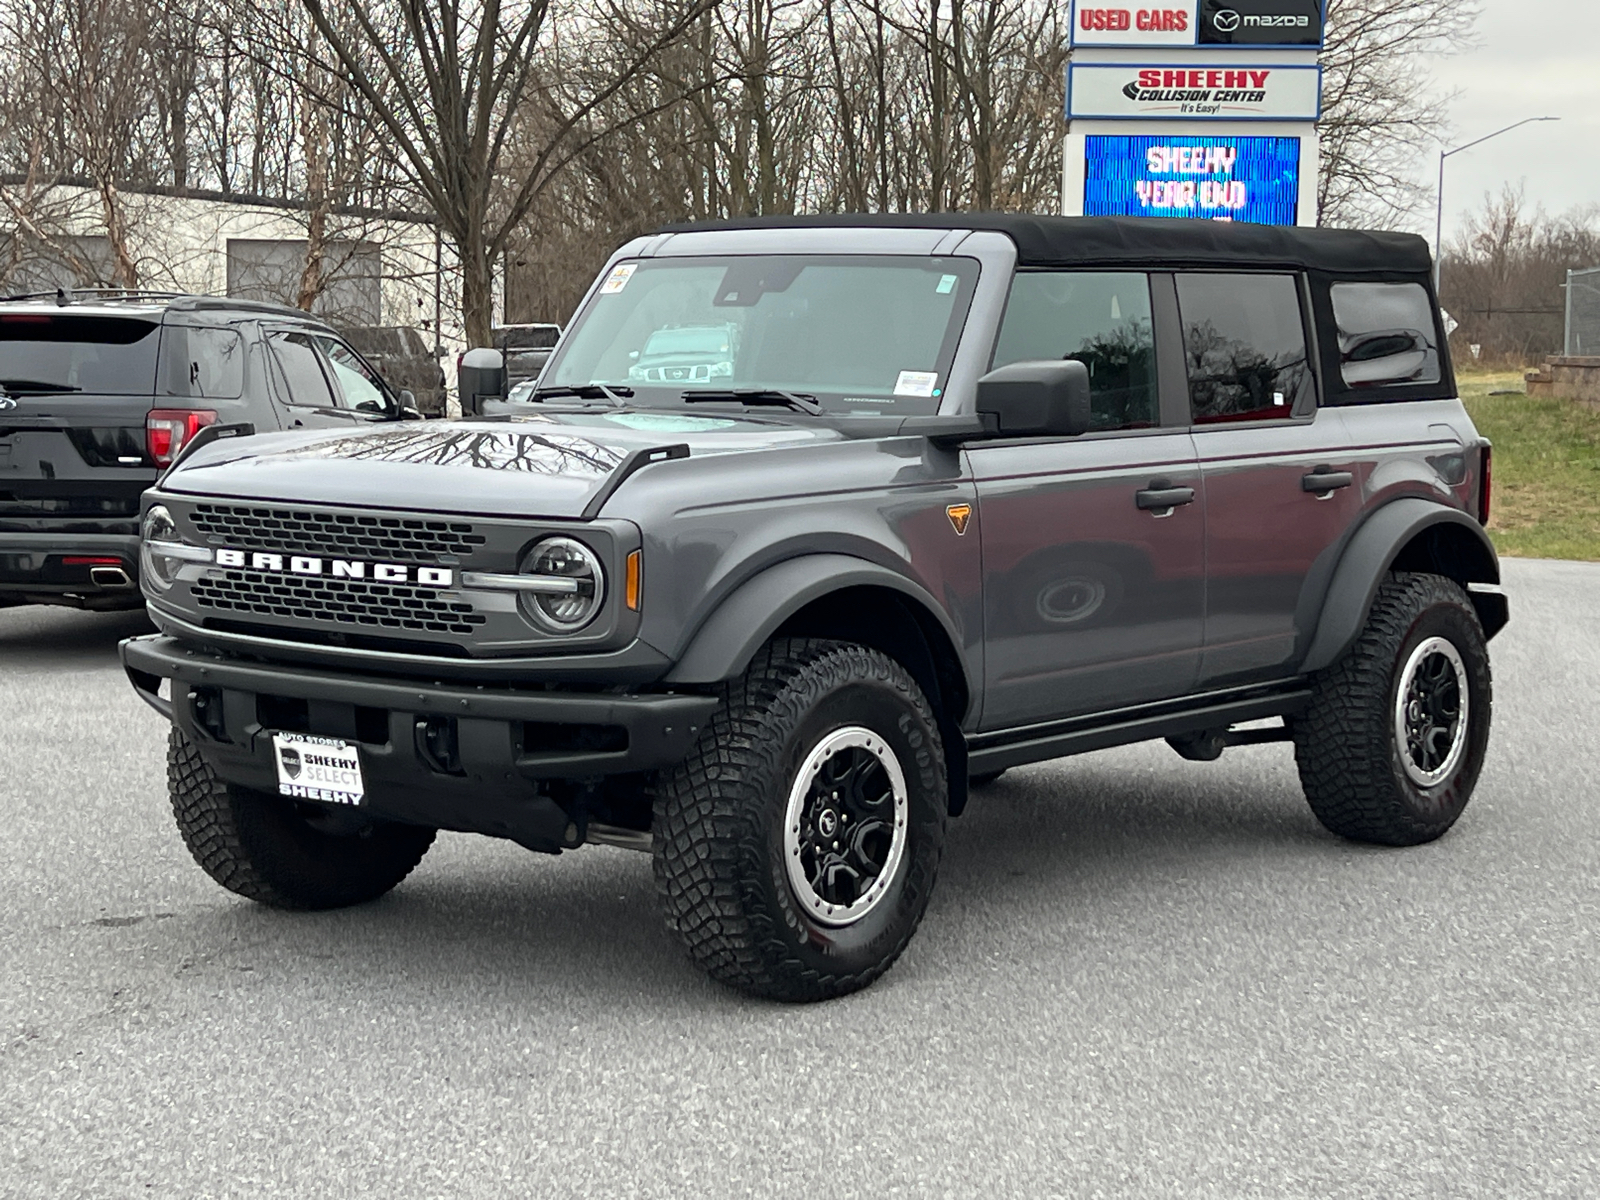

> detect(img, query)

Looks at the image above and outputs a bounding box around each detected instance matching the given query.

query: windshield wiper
[531,383,633,407]
[681,388,821,415]
[0,378,81,394]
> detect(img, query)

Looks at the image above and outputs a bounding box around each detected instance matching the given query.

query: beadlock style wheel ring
[1394,636,1470,788]
[783,726,909,927]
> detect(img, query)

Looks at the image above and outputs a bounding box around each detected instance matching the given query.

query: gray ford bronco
[120,215,1506,1002]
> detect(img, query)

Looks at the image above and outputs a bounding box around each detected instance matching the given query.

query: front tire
[652,638,947,1002]
[168,728,436,909]
[1293,572,1492,846]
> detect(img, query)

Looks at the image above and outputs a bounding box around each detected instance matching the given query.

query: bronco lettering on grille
[211,548,454,588]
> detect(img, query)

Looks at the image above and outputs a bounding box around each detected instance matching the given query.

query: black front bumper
[0,532,143,607]
[121,634,719,851]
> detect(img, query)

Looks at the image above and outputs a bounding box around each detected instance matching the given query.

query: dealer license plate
[271,732,366,806]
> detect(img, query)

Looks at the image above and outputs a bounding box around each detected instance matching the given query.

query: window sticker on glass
[599,263,637,295]
[936,274,958,295]
[894,370,939,398]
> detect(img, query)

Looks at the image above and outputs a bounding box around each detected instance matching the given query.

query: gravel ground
[1,558,1597,1198]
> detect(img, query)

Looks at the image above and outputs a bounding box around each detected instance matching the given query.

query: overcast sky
[1423,0,1600,246]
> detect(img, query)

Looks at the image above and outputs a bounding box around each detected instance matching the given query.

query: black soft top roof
[658,213,1432,276]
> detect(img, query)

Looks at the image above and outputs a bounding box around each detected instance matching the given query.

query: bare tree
[1440,185,1600,364]
[287,0,718,344]
[1318,0,1479,227]
[3,0,170,285]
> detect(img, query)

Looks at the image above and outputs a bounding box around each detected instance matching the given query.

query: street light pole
[1434,116,1560,290]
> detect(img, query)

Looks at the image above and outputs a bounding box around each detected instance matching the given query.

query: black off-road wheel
[652,638,947,1002]
[168,727,435,909]
[1293,571,1492,846]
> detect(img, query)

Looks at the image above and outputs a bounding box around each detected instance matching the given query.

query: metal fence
[1567,267,1600,357]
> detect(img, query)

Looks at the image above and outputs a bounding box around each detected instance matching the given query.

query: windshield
[545,255,980,413]
[0,313,161,395]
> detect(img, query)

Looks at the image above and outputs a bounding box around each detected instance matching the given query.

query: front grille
[189,504,486,564]
[192,569,487,636]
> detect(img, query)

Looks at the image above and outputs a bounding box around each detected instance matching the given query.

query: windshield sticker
[604,412,737,432]
[893,370,939,398]
[599,263,637,295]
[936,274,959,295]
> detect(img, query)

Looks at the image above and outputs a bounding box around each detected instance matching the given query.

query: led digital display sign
[1083,134,1301,225]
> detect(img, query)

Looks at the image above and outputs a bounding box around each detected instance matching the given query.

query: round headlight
[140,505,181,590]
[518,537,605,632]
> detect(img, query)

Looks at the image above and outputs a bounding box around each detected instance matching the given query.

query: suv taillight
[146,409,217,467]
[1477,444,1493,526]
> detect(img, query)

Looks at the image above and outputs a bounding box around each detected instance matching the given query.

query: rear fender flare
[1299,498,1503,675]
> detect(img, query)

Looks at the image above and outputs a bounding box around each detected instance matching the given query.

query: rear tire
[168,727,435,909]
[1293,572,1491,846]
[652,638,947,1002]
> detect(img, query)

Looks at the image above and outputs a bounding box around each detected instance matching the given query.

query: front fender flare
[1299,498,1503,675]
[663,553,967,688]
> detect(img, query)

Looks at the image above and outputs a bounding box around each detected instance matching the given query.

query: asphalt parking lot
[2,558,1598,1198]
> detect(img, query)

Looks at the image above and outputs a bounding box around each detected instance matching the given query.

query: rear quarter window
[1330,282,1441,389]
[162,327,245,399]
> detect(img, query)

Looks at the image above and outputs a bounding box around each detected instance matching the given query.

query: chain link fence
[1567,267,1600,357]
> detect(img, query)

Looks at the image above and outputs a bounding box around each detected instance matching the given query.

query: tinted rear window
[0,314,160,395]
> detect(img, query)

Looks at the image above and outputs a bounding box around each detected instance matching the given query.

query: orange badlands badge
[946,503,972,536]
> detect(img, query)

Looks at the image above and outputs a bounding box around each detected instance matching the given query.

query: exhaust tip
[90,567,133,589]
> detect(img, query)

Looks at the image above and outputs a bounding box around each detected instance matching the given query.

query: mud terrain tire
[652,638,947,1002]
[1294,571,1491,846]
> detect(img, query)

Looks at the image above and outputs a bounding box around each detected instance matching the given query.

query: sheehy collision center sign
[1068,62,1321,120]
[1071,1,1325,48]
[1082,134,1302,224]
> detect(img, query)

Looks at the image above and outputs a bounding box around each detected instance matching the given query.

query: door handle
[1302,468,1354,496]
[1135,481,1197,514]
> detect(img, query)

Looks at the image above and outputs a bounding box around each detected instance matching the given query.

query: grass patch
[1458,369,1600,561]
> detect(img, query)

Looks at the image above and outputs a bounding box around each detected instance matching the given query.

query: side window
[164,328,244,399]
[991,271,1158,431]
[1330,282,1440,388]
[1176,274,1310,424]
[314,335,390,412]
[267,331,337,409]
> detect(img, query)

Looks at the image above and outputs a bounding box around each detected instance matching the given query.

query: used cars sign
[1070,0,1325,48]
[1067,62,1322,121]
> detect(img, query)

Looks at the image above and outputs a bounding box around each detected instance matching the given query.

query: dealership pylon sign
[1064,1,1323,226]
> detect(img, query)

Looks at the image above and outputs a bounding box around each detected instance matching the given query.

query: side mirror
[398,388,416,409]
[976,359,1092,438]
[458,347,507,417]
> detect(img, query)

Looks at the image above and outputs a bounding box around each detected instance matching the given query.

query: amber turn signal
[625,549,642,610]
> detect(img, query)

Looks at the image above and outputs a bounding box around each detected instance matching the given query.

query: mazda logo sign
[1213,8,1241,31]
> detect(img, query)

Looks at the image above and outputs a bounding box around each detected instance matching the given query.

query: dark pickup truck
[121,215,1505,1002]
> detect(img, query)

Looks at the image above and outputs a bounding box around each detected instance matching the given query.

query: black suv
[0,291,421,610]
[120,216,1506,1002]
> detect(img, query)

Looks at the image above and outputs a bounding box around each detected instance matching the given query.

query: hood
[161,410,847,519]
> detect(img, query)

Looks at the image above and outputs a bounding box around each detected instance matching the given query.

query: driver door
[971,270,1204,730]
